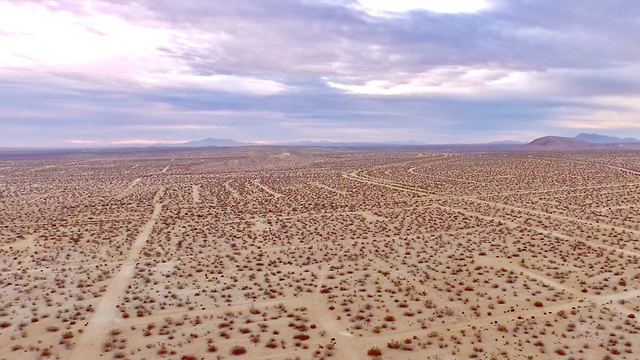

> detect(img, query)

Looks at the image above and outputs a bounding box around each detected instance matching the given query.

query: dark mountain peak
[525,136,598,150]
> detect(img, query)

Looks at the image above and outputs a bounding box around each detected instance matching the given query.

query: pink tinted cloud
[67,139,100,144]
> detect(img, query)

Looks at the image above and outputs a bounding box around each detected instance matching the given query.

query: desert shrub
[387,340,401,349]
[293,333,310,341]
[231,346,247,355]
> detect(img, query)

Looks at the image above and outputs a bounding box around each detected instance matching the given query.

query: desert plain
[2,147,640,360]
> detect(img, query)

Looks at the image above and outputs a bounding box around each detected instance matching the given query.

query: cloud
[0,1,286,94]
[0,2,177,73]
[67,140,100,145]
[127,124,228,131]
[327,67,533,96]
[137,73,288,95]
[2,0,640,146]
[353,0,491,16]
[550,95,640,130]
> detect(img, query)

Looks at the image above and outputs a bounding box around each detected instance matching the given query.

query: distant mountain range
[152,133,639,149]
[574,133,640,144]
[157,138,525,148]
[157,138,430,148]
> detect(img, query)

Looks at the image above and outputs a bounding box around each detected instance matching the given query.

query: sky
[1,0,639,147]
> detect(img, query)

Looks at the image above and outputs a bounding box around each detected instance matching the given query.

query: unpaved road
[192,184,200,204]
[345,169,640,260]
[344,166,640,329]
[0,234,35,251]
[117,177,142,199]
[253,179,283,198]
[70,202,162,360]
[223,181,240,199]
[309,181,347,195]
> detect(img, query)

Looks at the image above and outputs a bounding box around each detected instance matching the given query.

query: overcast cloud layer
[1,0,639,146]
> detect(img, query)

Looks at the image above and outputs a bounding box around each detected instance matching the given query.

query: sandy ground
[2,148,640,360]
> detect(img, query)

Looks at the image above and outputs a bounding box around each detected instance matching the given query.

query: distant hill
[574,133,640,144]
[159,138,246,148]
[525,136,600,150]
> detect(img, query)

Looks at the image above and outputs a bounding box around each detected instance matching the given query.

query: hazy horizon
[2,0,639,146]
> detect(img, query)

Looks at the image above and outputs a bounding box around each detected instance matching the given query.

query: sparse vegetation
[2,149,640,359]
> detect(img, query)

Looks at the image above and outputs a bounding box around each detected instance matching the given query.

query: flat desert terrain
[2,147,640,360]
